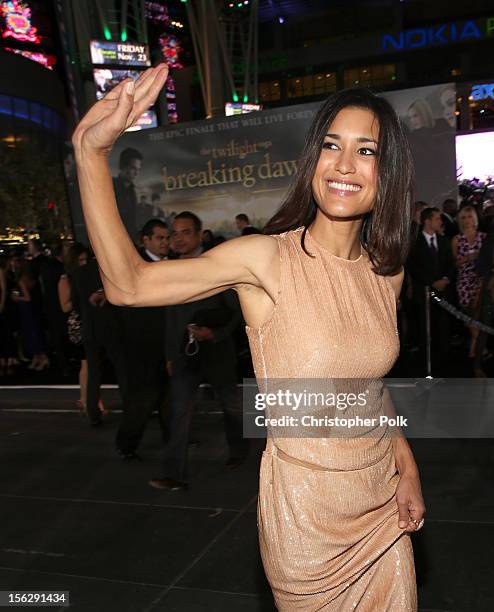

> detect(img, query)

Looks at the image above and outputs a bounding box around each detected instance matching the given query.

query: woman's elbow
[105,287,136,306]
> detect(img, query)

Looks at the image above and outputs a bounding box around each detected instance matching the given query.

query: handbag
[67,310,82,345]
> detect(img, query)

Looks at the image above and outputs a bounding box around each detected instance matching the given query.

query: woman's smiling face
[311,107,380,220]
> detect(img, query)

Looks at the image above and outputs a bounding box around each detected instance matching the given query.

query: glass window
[344,64,396,89]
[29,102,42,125]
[0,94,12,116]
[13,97,29,120]
[287,72,336,99]
[259,80,281,102]
[0,94,63,133]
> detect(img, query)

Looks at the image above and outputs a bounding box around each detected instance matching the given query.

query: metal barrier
[423,283,494,378]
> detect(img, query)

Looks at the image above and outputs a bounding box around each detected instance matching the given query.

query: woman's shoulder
[204,233,279,268]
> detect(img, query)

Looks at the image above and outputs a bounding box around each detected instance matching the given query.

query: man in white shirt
[408,207,455,374]
[141,220,170,261]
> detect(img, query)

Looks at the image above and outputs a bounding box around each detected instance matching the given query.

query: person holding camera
[148,212,247,490]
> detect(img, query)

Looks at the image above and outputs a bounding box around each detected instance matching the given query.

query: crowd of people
[0,212,262,490]
[1,198,493,484]
[401,194,494,376]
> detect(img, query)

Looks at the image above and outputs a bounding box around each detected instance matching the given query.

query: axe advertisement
[65,84,457,244]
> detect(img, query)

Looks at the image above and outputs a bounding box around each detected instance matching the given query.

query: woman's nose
[334,150,356,174]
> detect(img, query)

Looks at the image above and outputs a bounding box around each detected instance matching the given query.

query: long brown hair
[263,88,414,276]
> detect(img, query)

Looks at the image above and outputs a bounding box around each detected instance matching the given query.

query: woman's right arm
[58,275,72,313]
[18,279,31,302]
[451,236,465,267]
[73,65,269,307]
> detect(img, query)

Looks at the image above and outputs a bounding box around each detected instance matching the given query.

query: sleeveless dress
[456,232,485,310]
[246,228,417,611]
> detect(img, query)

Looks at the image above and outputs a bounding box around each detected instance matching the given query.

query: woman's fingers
[397,499,410,529]
[133,65,169,116]
[396,500,425,533]
[134,64,168,104]
[103,78,130,101]
[111,79,135,132]
[104,67,154,102]
[134,66,159,94]
[408,503,425,532]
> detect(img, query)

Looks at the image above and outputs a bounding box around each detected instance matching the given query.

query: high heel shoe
[98,402,110,416]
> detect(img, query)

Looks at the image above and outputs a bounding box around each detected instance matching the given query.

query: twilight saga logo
[162,154,298,191]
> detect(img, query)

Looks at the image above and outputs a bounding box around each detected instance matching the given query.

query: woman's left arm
[393,435,426,532]
[387,268,426,532]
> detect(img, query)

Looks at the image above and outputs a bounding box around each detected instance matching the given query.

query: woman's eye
[322,141,338,150]
[359,147,377,156]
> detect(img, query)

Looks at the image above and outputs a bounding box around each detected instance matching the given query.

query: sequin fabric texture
[245,228,417,611]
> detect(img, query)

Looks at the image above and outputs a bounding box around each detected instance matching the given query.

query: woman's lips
[326,180,362,195]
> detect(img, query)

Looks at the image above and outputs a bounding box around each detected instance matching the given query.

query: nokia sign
[382,18,494,52]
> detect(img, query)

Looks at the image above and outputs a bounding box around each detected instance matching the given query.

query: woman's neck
[309,214,363,261]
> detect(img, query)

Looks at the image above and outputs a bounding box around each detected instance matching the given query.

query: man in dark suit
[40,245,69,375]
[408,207,456,374]
[112,147,142,242]
[28,240,69,374]
[72,258,125,426]
[235,213,261,235]
[441,198,459,239]
[149,212,248,491]
[115,219,169,459]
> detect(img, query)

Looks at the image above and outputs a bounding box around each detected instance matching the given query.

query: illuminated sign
[90,40,151,67]
[225,102,262,116]
[93,68,141,100]
[5,48,55,69]
[471,83,494,101]
[382,17,494,52]
[126,109,158,132]
[0,0,40,43]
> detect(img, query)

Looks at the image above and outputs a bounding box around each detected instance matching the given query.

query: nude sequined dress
[246,228,417,611]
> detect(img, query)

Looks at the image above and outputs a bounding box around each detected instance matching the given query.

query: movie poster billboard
[381,83,457,206]
[106,101,320,242]
[65,84,457,243]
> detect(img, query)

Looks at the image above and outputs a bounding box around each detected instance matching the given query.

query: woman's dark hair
[263,88,414,276]
[64,242,88,279]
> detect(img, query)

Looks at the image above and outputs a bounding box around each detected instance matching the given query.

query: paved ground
[0,384,493,611]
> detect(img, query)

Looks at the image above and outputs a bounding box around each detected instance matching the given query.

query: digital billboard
[93,68,141,100]
[225,102,262,116]
[126,109,158,132]
[90,40,150,67]
[456,131,494,182]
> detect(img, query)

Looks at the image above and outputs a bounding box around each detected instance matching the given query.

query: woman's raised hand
[72,64,169,155]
